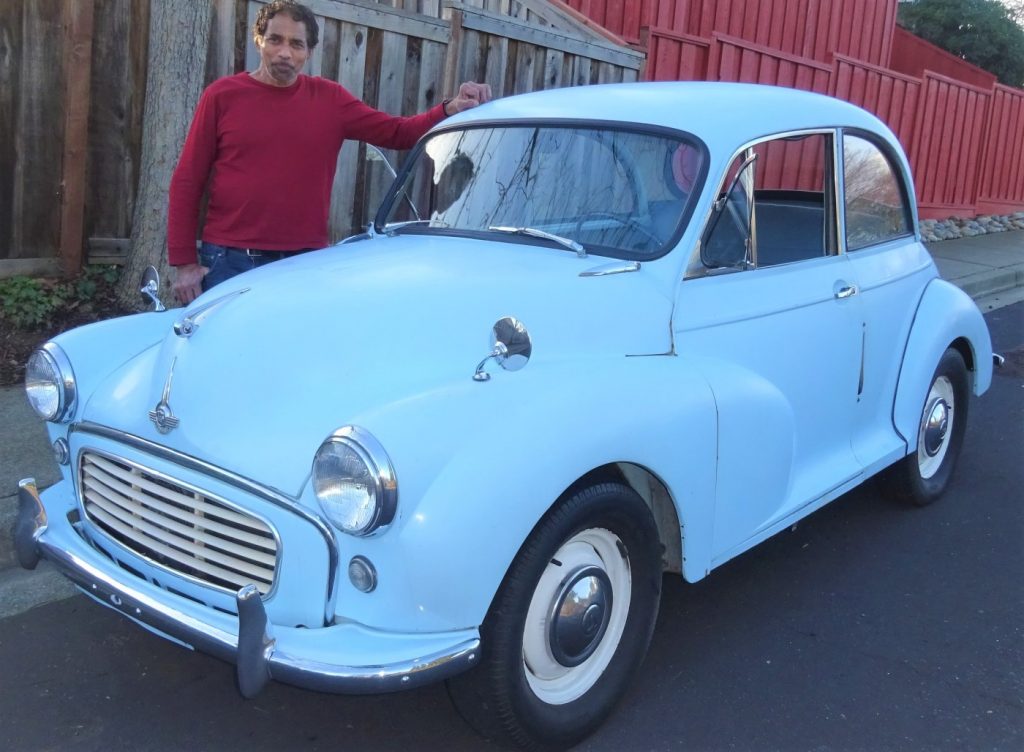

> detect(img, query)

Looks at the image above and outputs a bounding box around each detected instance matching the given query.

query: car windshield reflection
[379,125,705,260]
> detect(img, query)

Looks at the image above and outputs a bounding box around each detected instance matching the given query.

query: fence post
[58,0,95,277]
[442,8,464,97]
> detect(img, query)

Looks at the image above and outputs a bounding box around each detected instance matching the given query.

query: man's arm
[168,89,219,304]
[338,81,492,149]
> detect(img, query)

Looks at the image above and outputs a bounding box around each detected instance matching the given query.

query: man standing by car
[168,0,491,304]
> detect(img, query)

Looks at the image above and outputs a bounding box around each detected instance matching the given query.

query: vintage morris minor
[15,83,994,749]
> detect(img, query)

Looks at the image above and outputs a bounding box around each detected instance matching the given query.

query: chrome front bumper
[14,479,480,697]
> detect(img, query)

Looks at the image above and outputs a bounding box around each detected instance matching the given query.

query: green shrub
[0,265,121,330]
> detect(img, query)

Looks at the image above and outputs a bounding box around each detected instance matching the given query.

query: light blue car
[15,83,995,749]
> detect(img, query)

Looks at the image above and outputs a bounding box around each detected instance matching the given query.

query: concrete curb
[951,263,1024,300]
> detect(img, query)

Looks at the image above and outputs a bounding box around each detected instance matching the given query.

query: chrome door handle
[834,282,858,299]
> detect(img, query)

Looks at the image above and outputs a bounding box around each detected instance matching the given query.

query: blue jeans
[198,243,314,292]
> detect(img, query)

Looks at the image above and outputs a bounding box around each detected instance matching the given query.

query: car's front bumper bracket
[14,479,46,570]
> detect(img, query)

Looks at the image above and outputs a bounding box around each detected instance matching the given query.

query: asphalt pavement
[1,229,1022,616]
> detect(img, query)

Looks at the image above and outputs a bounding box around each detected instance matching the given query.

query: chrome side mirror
[140,265,166,312]
[473,317,532,381]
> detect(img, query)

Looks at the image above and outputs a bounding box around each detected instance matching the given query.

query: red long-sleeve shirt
[167,73,446,266]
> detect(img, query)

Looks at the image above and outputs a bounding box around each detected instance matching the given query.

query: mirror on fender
[139,265,166,312]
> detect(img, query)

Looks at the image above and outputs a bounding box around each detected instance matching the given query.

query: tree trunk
[116,0,211,309]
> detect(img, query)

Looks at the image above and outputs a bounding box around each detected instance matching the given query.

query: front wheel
[882,348,970,506]
[447,482,662,750]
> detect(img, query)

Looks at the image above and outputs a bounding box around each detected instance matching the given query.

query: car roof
[445,81,896,152]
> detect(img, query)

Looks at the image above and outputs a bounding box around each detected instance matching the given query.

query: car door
[674,131,866,564]
[840,130,937,473]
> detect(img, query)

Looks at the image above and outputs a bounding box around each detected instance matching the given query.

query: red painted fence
[977,85,1024,215]
[565,0,896,64]
[562,0,1024,218]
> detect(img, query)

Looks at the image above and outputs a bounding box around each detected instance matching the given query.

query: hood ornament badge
[149,358,180,434]
[174,287,250,338]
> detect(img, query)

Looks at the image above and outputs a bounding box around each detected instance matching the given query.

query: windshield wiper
[383,219,435,234]
[488,226,586,258]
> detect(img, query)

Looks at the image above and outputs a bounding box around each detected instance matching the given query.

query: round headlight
[25,345,76,422]
[312,427,397,536]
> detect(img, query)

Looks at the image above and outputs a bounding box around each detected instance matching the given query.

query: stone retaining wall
[921,212,1024,242]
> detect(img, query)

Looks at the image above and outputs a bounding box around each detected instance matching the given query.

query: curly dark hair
[253,1,319,49]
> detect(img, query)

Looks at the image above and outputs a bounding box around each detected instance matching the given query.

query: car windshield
[377,125,705,260]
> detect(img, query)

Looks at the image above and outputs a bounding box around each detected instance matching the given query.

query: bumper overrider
[14,478,480,697]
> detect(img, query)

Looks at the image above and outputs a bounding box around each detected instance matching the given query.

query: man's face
[255,14,310,86]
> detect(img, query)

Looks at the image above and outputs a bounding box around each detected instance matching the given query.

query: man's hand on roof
[445,82,493,116]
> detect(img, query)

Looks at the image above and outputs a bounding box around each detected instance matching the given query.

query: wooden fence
[0,0,642,278]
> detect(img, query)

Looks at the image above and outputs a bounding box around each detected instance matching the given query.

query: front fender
[40,311,174,452]
[318,357,718,633]
[893,278,993,449]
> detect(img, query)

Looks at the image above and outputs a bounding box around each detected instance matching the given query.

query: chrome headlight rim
[26,343,77,423]
[313,426,398,537]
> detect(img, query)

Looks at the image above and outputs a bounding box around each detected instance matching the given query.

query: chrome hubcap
[522,528,631,705]
[549,566,613,667]
[923,399,949,457]
[917,375,955,480]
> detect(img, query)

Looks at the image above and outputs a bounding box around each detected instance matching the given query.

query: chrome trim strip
[173,287,250,338]
[74,446,284,600]
[579,261,641,277]
[831,128,846,254]
[35,532,480,695]
[70,422,342,624]
[268,637,480,694]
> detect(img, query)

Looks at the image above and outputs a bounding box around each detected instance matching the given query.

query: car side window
[843,134,911,250]
[702,132,836,272]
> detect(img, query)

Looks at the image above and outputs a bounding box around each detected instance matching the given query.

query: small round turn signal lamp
[52,438,70,466]
[348,556,378,593]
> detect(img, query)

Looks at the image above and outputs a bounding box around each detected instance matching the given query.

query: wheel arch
[893,279,993,449]
[564,463,683,576]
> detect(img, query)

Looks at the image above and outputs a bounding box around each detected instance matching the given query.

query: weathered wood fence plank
[58,0,96,276]
[0,2,22,255]
[86,0,149,250]
[12,0,65,261]
[449,1,643,68]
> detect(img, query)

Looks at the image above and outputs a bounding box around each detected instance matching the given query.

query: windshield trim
[373,118,710,262]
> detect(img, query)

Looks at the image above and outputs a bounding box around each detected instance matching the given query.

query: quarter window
[843,134,911,250]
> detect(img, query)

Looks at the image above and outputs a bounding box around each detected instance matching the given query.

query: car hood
[81,235,673,495]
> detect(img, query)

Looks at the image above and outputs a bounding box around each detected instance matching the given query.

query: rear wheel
[883,348,969,506]
[447,482,662,750]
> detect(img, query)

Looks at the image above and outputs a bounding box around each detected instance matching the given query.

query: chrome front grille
[79,452,278,594]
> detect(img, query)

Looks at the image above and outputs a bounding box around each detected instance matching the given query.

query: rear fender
[893,279,993,450]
